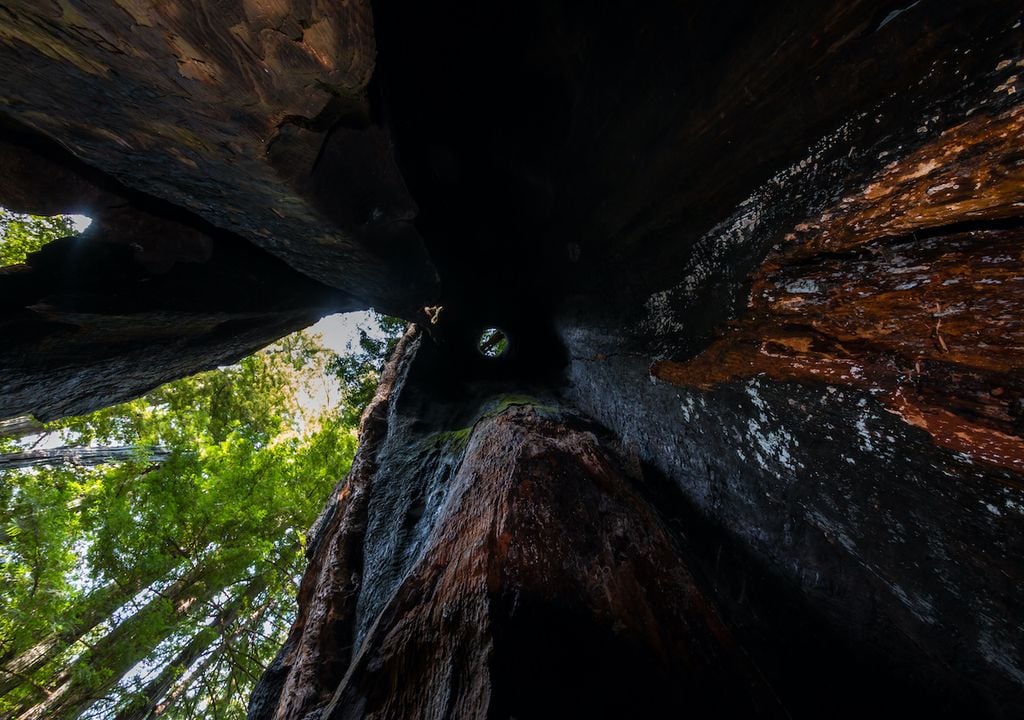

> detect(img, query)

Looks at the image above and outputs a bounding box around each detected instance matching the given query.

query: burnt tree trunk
[250,331,783,719]
[0,1,1022,719]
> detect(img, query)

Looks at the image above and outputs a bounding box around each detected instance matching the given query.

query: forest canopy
[0,209,84,266]
[0,212,403,719]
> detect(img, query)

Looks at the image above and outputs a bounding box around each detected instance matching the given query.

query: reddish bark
[653,105,1024,474]
[249,329,422,720]
[254,335,781,718]
[322,404,780,719]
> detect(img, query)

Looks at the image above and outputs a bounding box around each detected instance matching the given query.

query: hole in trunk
[477,327,509,358]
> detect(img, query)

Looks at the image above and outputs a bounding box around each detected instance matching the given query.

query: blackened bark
[0,131,357,421]
[252,335,782,718]
[1,1,1022,718]
[0,0,438,314]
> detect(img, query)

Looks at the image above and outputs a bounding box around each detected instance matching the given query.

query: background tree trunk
[15,558,243,720]
[0,445,170,472]
[114,577,269,720]
[0,417,42,440]
[0,576,168,697]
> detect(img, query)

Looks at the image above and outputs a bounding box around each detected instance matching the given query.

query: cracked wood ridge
[252,333,782,718]
[653,102,1024,474]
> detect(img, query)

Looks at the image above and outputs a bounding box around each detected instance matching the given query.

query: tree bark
[0,417,42,440]
[0,0,436,315]
[252,333,781,719]
[0,445,170,472]
[2,1,1023,718]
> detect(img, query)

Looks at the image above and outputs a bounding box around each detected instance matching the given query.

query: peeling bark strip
[248,329,421,720]
[653,103,1024,473]
[253,348,781,718]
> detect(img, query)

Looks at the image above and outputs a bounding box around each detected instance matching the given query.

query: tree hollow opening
[477,327,509,358]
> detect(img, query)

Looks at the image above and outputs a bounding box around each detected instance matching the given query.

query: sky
[69,214,92,232]
[307,310,388,354]
[293,310,392,417]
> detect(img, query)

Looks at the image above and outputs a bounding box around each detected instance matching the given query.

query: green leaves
[327,313,406,425]
[0,208,404,718]
[0,323,378,719]
[0,210,76,267]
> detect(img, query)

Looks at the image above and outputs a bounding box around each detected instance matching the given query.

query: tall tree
[0,314,401,719]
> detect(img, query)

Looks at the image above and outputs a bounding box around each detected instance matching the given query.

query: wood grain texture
[323,404,781,718]
[0,0,436,314]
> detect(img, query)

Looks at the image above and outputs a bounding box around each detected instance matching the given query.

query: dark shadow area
[628,457,994,718]
[0,120,358,421]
